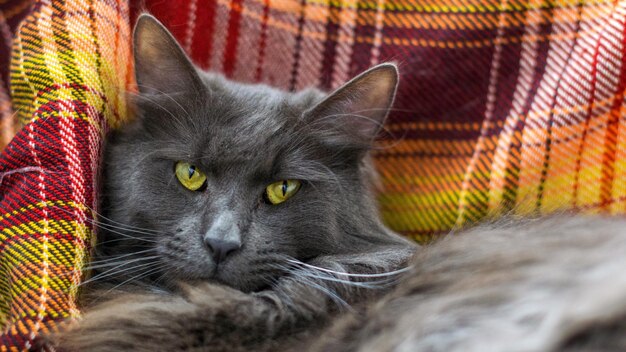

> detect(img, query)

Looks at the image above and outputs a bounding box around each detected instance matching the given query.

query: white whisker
[86,249,155,266]
[79,257,160,286]
[289,269,397,289]
[286,258,412,278]
[104,264,166,294]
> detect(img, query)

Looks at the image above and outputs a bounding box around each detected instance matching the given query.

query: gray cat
[49,14,626,352]
[47,14,415,351]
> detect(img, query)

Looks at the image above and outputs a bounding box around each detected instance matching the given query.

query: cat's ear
[133,14,204,96]
[304,64,398,149]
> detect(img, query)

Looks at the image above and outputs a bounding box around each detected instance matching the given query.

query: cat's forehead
[185,76,323,174]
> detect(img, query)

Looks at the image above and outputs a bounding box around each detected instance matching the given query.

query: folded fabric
[0,0,132,349]
[143,0,626,240]
[2,0,626,350]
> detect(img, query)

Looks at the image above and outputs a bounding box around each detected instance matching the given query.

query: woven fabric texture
[1,0,626,350]
[142,0,626,242]
[0,1,32,154]
[0,0,132,350]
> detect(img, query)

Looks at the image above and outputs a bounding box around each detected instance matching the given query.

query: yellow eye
[175,161,207,191]
[264,180,301,205]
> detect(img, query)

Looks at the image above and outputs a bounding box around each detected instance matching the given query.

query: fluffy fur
[311,216,626,352]
[94,14,412,295]
[44,14,415,351]
[52,216,626,351]
[46,15,626,352]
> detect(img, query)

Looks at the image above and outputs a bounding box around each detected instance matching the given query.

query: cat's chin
[213,269,270,293]
[157,258,270,293]
[211,275,271,293]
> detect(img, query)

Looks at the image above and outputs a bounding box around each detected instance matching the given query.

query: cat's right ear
[133,14,204,96]
[303,64,398,152]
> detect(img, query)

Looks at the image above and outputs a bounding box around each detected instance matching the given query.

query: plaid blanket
[2,0,626,350]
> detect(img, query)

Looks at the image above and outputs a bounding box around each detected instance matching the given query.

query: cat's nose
[204,238,241,264]
[204,210,242,264]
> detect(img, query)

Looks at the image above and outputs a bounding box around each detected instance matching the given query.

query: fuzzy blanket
[1,0,626,350]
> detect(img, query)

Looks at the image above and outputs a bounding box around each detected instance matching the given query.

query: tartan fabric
[0,1,32,154]
[143,0,626,241]
[0,0,132,350]
[1,0,626,350]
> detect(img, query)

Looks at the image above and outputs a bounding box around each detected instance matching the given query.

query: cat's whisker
[285,258,413,278]
[58,255,160,281]
[288,268,398,289]
[47,203,167,237]
[291,273,352,311]
[87,256,160,277]
[54,198,166,236]
[92,223,162,240]
[90,223,159,244]
[86,249,156,266]
[276,261,398,290]
[151,269,172,288]
[58,252,157,275]
[269,263,352,311]
[103,263,167,294]
[84,219,162,240]
[79,256,161,286]
[93,237,156,247]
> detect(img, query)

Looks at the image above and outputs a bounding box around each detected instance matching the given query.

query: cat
[47,14,626,352]
[44,13,416,351]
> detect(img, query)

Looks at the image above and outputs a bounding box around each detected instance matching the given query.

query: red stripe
[254,0,270,82]
[222,0,244,77]
[289,0,307,91]
[319,5,341,90]
[600,18,626,209]
[190,0,216,70]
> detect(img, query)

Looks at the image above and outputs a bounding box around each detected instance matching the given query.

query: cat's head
[102,14,401,292]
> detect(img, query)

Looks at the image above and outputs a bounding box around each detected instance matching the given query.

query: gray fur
[51,14,626,352]
[53,215,626,351]
[310,215,626,352]
[46,14,414,351]
[93,15,411,295]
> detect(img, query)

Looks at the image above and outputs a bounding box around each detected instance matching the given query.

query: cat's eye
[264,180,301,205]
[175,161,207,191]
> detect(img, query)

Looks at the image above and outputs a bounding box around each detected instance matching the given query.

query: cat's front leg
[48,284,283,352]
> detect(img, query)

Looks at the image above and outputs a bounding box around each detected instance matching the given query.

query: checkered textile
[0,1,31,154]
[0,0,132,350]
[142,0,626,241]
[2,0,626,350]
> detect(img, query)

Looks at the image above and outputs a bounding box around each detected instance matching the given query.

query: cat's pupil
[188,165,196,179]
[282,181,288,196]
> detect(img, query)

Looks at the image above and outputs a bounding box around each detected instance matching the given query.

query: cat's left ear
[304,63,398,149]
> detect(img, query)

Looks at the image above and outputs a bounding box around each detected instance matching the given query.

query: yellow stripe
[0,218,86,242]
[267,0,613,14]
[6,262,81,300]
[0,200,91,223]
